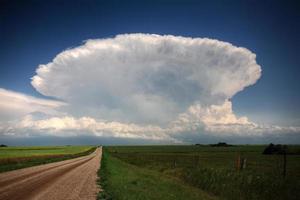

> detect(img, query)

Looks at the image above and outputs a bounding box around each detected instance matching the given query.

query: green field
[99,145,300,200]
[0,145,96,172]
[98,150,218,200]
[0,146,93,158]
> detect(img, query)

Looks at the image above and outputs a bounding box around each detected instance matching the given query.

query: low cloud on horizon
[1,34,299,144]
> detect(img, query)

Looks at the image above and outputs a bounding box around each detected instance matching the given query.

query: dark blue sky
[1,0,299,126]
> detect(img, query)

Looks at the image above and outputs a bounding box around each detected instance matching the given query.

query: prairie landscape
[0,144,299,199]
[99,145,300,200]
[1,0,300,200]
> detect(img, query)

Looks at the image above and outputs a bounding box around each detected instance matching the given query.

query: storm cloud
[1,34,299,142]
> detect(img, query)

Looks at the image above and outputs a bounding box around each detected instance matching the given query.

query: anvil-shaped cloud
[32,34,261,123]
[1,34,299,142]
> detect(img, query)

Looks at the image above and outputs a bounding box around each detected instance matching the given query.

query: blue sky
[0,0,299,145]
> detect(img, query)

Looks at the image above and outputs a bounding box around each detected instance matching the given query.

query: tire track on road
[0,155,92,188]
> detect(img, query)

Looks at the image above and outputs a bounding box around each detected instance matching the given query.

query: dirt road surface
[0,147,102,200]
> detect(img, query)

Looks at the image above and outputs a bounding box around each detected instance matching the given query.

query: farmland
[0,145,96,172]
[98,149,218,200]
[99,145,300,200]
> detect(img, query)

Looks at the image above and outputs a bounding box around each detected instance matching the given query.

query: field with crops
[99,145,300,200]
[0,145,96,172]
[0,146,93,158]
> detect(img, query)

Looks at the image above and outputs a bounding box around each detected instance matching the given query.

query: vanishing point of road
[0,147,102,200]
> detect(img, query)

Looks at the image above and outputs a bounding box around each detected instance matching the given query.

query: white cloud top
[31,34,261,124]
[0,88,65,121]
[0,34,299,142]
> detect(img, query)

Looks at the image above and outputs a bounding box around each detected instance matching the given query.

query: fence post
[236,153,241,171]
[242,158,247,169]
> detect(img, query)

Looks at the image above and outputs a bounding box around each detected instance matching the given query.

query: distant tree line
[195,142,233,147]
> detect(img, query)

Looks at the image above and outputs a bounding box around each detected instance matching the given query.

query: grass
[98,150,218,200]
[100,145,300,200]
[0,145,96,173]
[0,145,93,158]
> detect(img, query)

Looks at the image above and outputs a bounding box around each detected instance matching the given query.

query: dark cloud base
[174,133,300,145]
[0,136,174,146]
[1,133,299,146]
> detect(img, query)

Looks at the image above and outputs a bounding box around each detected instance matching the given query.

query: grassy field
[98,150,218,200]
[0,145,96,173]
[0,146,93,158]
[99,145,300,200]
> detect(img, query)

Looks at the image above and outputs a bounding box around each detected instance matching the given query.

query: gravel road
[0,147,102,200]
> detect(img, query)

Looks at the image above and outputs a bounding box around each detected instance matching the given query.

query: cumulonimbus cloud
[0,34,299,142]
[31,34,261,124]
